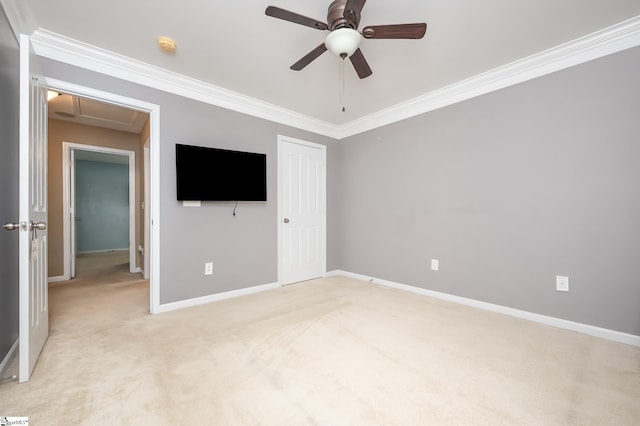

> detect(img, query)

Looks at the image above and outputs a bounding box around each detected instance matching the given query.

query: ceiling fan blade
[291,43,328,71]
[362,23,427,39]
[265,6,329,30]
[349,48,372,79]
[343,0,367,23]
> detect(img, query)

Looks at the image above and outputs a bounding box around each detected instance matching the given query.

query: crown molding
[0,0,37,41]
[28,15,640,140]
[338,15,640,138]
[29,29,341,139]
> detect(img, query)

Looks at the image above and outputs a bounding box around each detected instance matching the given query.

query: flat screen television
[176,144,267,201]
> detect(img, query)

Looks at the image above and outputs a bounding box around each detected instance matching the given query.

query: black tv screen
[176,144,267,201]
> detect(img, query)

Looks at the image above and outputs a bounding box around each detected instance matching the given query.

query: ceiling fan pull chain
[341,58,346,112]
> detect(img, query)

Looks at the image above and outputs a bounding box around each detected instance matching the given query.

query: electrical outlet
[205,262,213,275]
[556,275,569,292]
[431,259,439,271]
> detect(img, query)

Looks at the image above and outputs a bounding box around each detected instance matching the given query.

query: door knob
[283,218,290,223]
[3,223,20,231]
[31,221,47,231]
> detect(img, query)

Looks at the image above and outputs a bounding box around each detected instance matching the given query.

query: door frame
[143,142,150,280]
[62,143,137,278]
[277,134,327,285]
[46,77,162,313]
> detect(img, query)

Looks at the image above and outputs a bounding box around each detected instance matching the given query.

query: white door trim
[69,148,76,277]
[143,143,150,280]
[62,143,137,277]
[47,77,161,314]
[277,135,327,285]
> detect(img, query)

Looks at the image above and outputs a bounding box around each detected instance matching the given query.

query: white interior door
[19,34,49,383]
[278,136,326,285]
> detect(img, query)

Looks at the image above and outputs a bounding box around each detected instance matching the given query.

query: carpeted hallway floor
[1,253,639,424]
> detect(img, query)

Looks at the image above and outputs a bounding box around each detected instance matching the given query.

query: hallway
[0,251,148,385]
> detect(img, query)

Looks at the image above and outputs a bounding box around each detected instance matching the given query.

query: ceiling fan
[266,0,427,79]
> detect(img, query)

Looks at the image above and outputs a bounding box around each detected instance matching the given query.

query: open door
[18,34,49,383]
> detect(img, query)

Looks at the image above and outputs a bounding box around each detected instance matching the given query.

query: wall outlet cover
[556,275,569,292]
[205,262,213,275]
[431,259,439,271]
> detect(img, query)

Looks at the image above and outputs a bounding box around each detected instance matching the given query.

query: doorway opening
[46,78,160,313]
[63,145,137,279]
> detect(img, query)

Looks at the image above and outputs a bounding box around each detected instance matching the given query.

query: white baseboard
[0,338,18,378]
[327,270,640,347]
[156,282,281,314]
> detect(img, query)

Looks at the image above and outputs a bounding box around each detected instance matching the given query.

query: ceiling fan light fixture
[325,28,362,58]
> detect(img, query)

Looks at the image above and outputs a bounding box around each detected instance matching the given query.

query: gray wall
[40,57,338,304]
[337,46,640,335]
[0,7,20,368]
[76,160,130,252]
[37,45,640,335]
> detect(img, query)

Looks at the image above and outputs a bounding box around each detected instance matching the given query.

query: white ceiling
[25,0,640,126]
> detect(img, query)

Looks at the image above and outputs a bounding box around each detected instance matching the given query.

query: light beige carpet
[1,256,639,424]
